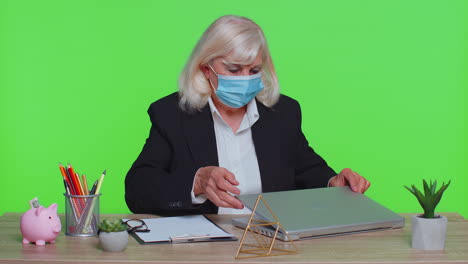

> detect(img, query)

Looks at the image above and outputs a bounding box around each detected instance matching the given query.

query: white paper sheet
[123,215,235,243]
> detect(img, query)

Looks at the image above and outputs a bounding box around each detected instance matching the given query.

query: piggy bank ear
[35,206,45,216]
[49,203,58,213]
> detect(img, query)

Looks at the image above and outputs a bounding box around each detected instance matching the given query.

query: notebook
[232,186,404,241]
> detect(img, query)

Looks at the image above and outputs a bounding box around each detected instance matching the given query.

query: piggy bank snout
[49,213,62,232]
[52,222,62,233]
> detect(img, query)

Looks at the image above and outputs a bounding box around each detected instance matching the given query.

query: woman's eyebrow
[222,60,262,69]
[222,61,241,68]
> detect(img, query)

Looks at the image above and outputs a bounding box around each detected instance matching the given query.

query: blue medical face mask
[208,65,264,108]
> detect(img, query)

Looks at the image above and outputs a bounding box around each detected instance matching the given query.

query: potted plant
[404,179,451,250]
[97,219,129,252]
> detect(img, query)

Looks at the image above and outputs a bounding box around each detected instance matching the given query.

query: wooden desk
[0,212,467,264]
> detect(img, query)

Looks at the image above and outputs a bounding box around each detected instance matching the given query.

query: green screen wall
[1,0,466,218]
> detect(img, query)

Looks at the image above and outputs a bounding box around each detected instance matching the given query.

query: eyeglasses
[124,219,150,233]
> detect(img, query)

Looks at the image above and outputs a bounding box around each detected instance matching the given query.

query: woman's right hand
[193,166,244,209]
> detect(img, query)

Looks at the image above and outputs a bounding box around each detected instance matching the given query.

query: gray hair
[178,15,280,112]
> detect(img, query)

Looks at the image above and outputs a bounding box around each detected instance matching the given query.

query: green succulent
[404,179,451,219]
[98,219,128,232]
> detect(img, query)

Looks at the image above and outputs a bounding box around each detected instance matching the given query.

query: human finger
[351,171,371,193]
[205,187,232,208]
[339,168,359,192]
[216,190,243,209]
[363,181,371,193]
[209,175,235,197]
[328,174,344,187]
[193,166,218,195]
[205,176,241,207]
[211,168,240,195]
[217,168,239,186]
[197,167,237,195]
[351,171,366,193]
[215,176,241,195]
[206,185,243,209]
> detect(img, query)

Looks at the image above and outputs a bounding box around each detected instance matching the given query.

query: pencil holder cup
[64,193,101,236]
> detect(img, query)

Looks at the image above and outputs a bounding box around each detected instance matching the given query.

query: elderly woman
[125,15,370,215]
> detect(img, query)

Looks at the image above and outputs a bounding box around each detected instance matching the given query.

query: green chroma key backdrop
[1,0,466,217]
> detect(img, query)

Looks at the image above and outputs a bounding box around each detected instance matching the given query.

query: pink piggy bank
[20,203,61,245]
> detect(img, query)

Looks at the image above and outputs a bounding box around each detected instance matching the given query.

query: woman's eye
[228,69,240,73]
[250,69,259,74]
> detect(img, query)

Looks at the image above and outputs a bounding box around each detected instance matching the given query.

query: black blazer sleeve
[292,99,336,188]
[125,94,216,215]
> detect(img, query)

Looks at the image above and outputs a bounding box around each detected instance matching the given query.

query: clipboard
[123,215,237,244]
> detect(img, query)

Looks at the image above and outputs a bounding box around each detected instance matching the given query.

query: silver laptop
[232,186,404,241]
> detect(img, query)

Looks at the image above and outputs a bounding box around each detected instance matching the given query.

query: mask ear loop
[207,64,218,75]
[206,64,218,91]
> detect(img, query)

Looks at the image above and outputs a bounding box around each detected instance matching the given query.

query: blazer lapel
[182,106,219,168]
[252,101,279,192]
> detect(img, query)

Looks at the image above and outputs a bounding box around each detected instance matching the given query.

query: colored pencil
[75,172,85,195]
[67,164,83,195]
[59,163,74,193]
[82,170,106,233]
[63,179,79,222]
[82,174,89,195]
[95,170,106,195]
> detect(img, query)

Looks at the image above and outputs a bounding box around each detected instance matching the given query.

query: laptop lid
[232,186,404,241]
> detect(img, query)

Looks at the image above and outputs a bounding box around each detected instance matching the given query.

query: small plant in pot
[404,179,451,250]
[97,219,129,252]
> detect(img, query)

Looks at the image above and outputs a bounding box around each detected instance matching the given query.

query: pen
[63,179,71,195]
[170,234,211,244]
[89,180,98,195]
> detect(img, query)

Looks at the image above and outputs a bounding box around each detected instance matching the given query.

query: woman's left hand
[328,168,370,193]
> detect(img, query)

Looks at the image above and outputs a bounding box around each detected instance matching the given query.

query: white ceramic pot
[411,215,447,250]
[99,231,129,252]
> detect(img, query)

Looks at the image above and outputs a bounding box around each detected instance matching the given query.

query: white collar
[207,97,260,129]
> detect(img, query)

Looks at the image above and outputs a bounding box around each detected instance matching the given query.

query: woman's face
[203,52,263,90]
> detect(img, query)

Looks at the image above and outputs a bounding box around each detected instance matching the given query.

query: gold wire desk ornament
[235,195,299,259]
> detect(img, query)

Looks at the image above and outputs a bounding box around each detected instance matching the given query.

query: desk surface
[0,212,467,264]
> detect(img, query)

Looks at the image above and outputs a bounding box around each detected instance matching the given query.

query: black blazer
[125,92,336,215]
